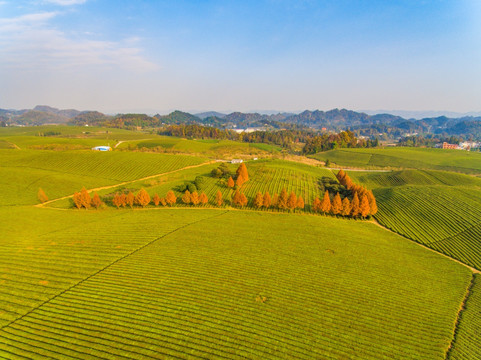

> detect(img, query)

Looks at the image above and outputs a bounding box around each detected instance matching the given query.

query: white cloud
[0,12,159,72]
[44,0,87,5]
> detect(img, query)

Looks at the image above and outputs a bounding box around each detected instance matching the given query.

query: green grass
[312,147,481,174]
[448,274,481,360]
[0,207,472,359]
[374,185,481,270]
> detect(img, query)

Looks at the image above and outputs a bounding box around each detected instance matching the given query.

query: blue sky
[0,0,479,114]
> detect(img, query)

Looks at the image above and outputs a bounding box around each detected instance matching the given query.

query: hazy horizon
[1,1,480,113]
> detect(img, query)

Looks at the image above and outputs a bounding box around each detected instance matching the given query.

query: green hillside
[374,185,481,270]
[0,150,207,205]
[0,207,471,359]
[312,147,481,174]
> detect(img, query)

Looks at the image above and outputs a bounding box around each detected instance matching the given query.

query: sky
[0,0,480,114]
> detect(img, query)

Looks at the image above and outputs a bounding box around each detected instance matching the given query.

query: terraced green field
[448,274,481,360]
[374,185,481,270]
[348,169,481,189]
[0,207,472,359]
[0,150,208,205]
[312,147,481,174]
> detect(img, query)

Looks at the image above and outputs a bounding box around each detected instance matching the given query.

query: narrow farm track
[444,274,475,359]
[0,210,229,332]
[370,219,480,274]
[36,160,217,208]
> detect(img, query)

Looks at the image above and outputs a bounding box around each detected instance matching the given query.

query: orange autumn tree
[152,193,161,206]
[80,187,91,209]
[136,189,151,207]
[126,191,135,208]
[350,192,360,217]
[278,188,289,209]
[320,190,331,213]
[37,188,48,203]
[236,163,249,182]
[73,191,82,209]
[360,194,371,218]
[287,192,297,210]
[227,176,235,188]
[331,193,342,215]
[232,190,242,206]
[160,197,167,206]
[341,197,351,216]
[215,190,223,206]
[92,193,102,209]
[182,190,191,205]
[166,190,177,206]
[312,197,321,212]
[240,193,248,207]
[191,191,200,205]
[296,195,304,210]
[367,190,378,215]
[272,193,279,208]
[254,192,264,208]
[199,192,208,206]
[112,193,123,209]
[235,174,245,187]
[263,191,271,208]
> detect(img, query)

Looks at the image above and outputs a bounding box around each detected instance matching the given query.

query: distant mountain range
[2,105,481,139]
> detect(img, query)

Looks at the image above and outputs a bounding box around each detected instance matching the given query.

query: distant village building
[231,159,243,164]
[459,141,480,151]
[92,146,112,151]
[233,127,265,134]
[442,142,460,150]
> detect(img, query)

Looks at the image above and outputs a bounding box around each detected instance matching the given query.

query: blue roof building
[92,146,111,151]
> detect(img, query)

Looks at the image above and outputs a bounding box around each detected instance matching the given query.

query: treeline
[302,131,379,154]
[158,124,314,149]
[159,124,378,153]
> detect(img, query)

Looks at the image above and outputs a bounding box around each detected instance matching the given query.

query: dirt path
[36,160,217,208]
[370,218,480,274]
[114,139,154,148]
[329,167,392,172]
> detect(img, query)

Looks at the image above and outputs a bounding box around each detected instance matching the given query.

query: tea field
[0,132,480,359]
[312,147,481,174]
[0,207,472,359]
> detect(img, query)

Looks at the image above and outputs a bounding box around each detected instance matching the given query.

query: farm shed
[92,146,112,151]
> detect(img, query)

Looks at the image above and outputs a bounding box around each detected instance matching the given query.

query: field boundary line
[444,273,476,359]
[371,219,480,274]
[35,160,217,208]
[0,210,229,332]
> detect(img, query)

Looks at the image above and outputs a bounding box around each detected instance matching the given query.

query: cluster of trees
[250,189,305,211]
[73,188,103,209]
[112,189,177,208]
[302,131,378,154]
[180,190,209,206]
[311,170,378,218]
